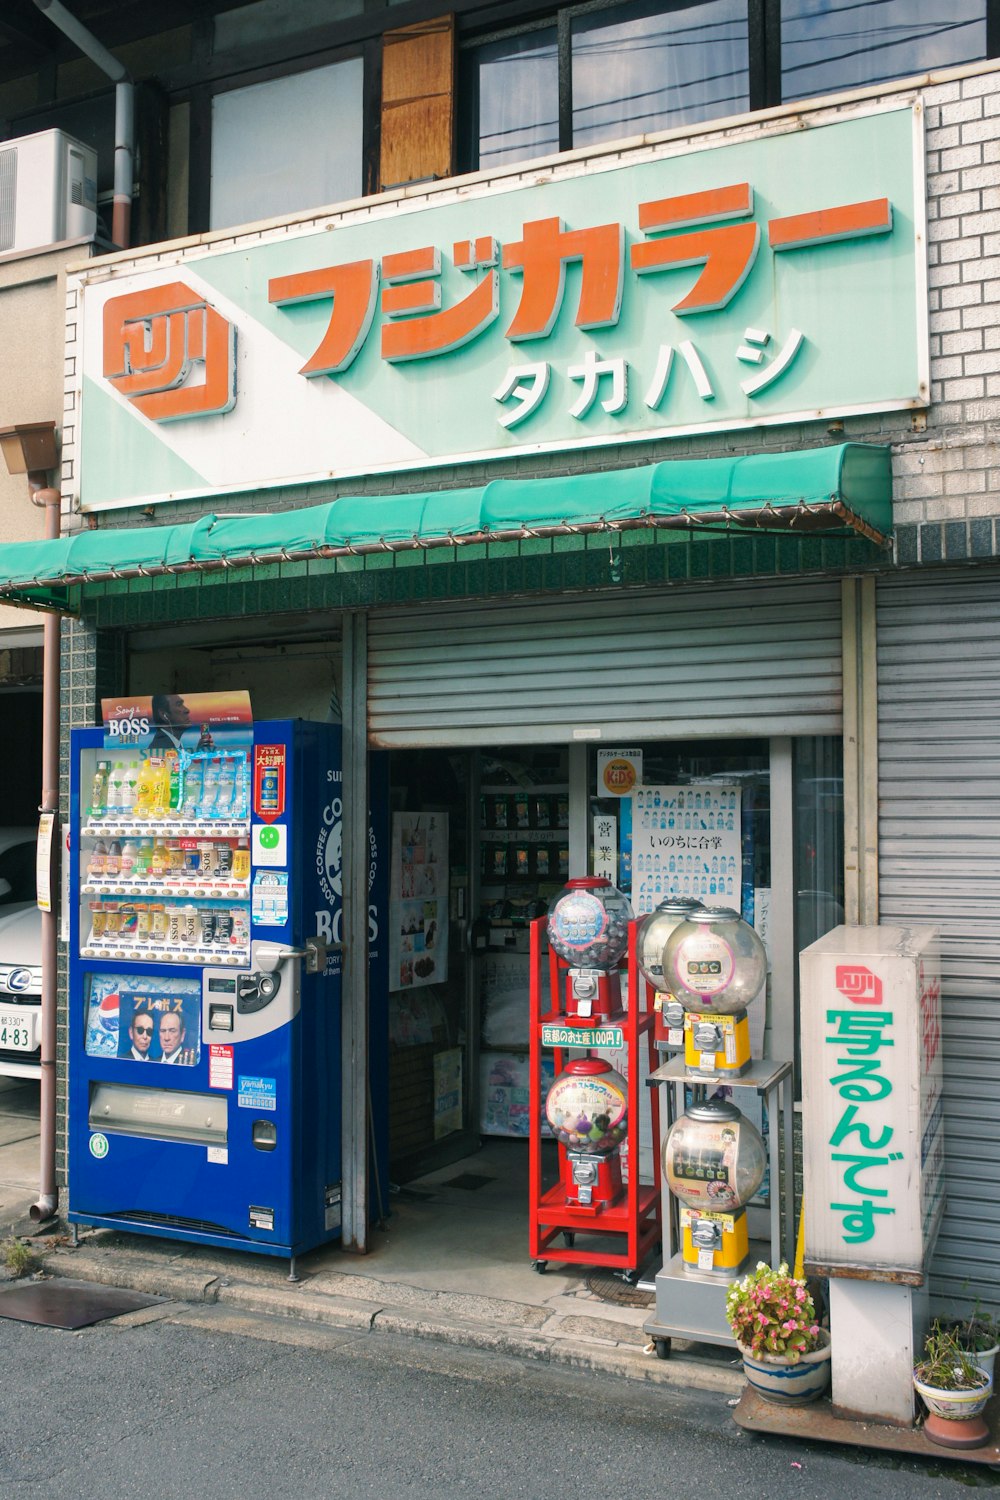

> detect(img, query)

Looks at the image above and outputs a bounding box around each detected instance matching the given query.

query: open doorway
[381,735,843,1277]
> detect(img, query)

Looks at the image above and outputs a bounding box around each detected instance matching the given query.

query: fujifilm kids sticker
[89,1132,109,1159]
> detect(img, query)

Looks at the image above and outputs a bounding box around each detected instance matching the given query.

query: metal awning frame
[0,497,888,613]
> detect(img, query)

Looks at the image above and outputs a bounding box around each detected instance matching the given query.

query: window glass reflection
[572,0,749,148]
[782,0,986,102]
[472,30,559,170]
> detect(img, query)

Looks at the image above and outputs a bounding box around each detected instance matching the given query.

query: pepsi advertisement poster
[85,972,201,1066]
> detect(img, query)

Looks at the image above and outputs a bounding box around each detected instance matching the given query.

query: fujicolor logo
[834,964,882,1006]
[103,281,237,422]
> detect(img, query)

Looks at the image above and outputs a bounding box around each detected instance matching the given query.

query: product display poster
[630,785,741,914]
[389,812,448,991]
[85,971,201,1065]
[433,1047,463,1139]
[480,1051,555,1138]
[481,951,535,1049]
[100,690,252,751]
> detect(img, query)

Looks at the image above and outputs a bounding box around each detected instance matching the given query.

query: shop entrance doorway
[382,737,844,1270]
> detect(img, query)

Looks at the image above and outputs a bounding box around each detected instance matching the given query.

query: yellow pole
[793,1195,806,1279]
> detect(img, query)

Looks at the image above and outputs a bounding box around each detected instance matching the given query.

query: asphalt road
[0,1300,994,1500]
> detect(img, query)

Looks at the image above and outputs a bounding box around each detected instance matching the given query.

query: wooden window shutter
[380,15,455,191]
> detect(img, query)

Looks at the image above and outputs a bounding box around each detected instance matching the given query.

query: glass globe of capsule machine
[661,906,767,1077]
[545,1056,628,1208]
[546,876,633,1022]
[635,895,703,1052]
[663,1095,767,1276]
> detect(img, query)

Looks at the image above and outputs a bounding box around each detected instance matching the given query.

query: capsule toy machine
[67,700,388,1272]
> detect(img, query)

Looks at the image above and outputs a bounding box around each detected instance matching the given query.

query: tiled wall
[56,617,124,1183]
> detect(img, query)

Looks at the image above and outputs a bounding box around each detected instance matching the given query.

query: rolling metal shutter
[368,578,843,746]
[877,567,1000,1305]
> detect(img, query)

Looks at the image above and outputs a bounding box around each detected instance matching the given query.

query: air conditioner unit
[0,128,98,256]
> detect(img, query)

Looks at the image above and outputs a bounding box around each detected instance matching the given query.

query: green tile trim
[81,531,881,630]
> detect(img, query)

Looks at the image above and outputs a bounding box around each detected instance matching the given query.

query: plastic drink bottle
[151,758,171,817]
[89,839,107,879]
[90,761,111,816]
[200,758,221,818]
[233,840,250,882]
[121,759,139,811]
[134,757,158,814]
[150,839,167,878]
[120,840,138,876]
[215,757,235,816]
[107,762,126,809]
[165,751,181,814]
[182,758,204,816]
[230,753,246,818]
[106,840,122,877]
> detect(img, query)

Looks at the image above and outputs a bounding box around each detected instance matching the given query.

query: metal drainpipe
[27,479,61,1222]
[32,0,134,249]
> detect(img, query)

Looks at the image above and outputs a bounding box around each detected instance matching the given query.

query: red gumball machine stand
[528,916,661,1279]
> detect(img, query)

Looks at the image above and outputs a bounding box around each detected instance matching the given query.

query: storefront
[0,66,996,1318]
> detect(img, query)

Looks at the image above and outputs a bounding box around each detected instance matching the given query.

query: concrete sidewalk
[0,1077,45,1228]
[0,1100,742,1395]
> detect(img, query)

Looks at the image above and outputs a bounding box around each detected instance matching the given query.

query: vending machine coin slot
[238,971,280,1013]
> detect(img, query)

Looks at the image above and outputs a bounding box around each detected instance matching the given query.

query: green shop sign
[74,102,925,511]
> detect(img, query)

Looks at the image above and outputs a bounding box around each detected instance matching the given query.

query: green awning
[0,443,891,611]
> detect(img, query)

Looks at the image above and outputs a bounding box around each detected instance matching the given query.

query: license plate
[0,1011,38,1051]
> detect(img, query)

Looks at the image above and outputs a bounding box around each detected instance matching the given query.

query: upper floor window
[462,0,991,174]
[781,0,988,101]
[210,57,364,231]
[465,0,749,170]
[571,0,749,148]
[466,28,559,170]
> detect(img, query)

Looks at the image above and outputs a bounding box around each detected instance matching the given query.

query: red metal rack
[528,916,661,1279]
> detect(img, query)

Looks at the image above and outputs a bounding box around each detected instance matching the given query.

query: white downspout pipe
[32,0,134,248]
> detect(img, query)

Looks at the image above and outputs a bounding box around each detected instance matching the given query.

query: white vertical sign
[592,813,617,882]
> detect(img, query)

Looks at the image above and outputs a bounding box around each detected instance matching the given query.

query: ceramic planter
[913,1370,993,1422]
[738,1328,831,1405]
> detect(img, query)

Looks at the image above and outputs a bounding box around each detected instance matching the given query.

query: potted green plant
[943,1306,1000,1382]
[913,1322,993,1445]
[725,1261,831,1406]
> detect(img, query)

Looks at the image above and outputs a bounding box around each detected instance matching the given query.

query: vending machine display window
[77,740,253,970]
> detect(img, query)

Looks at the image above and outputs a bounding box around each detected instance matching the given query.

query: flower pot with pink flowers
[725,1260,831,1406]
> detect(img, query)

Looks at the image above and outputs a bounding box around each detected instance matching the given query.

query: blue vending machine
[67,712,387,1272]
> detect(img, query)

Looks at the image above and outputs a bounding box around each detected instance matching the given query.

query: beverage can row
[87,837,250,882]
[88,901,248,948]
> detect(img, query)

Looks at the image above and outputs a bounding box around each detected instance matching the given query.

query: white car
[0,828,42,1078]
